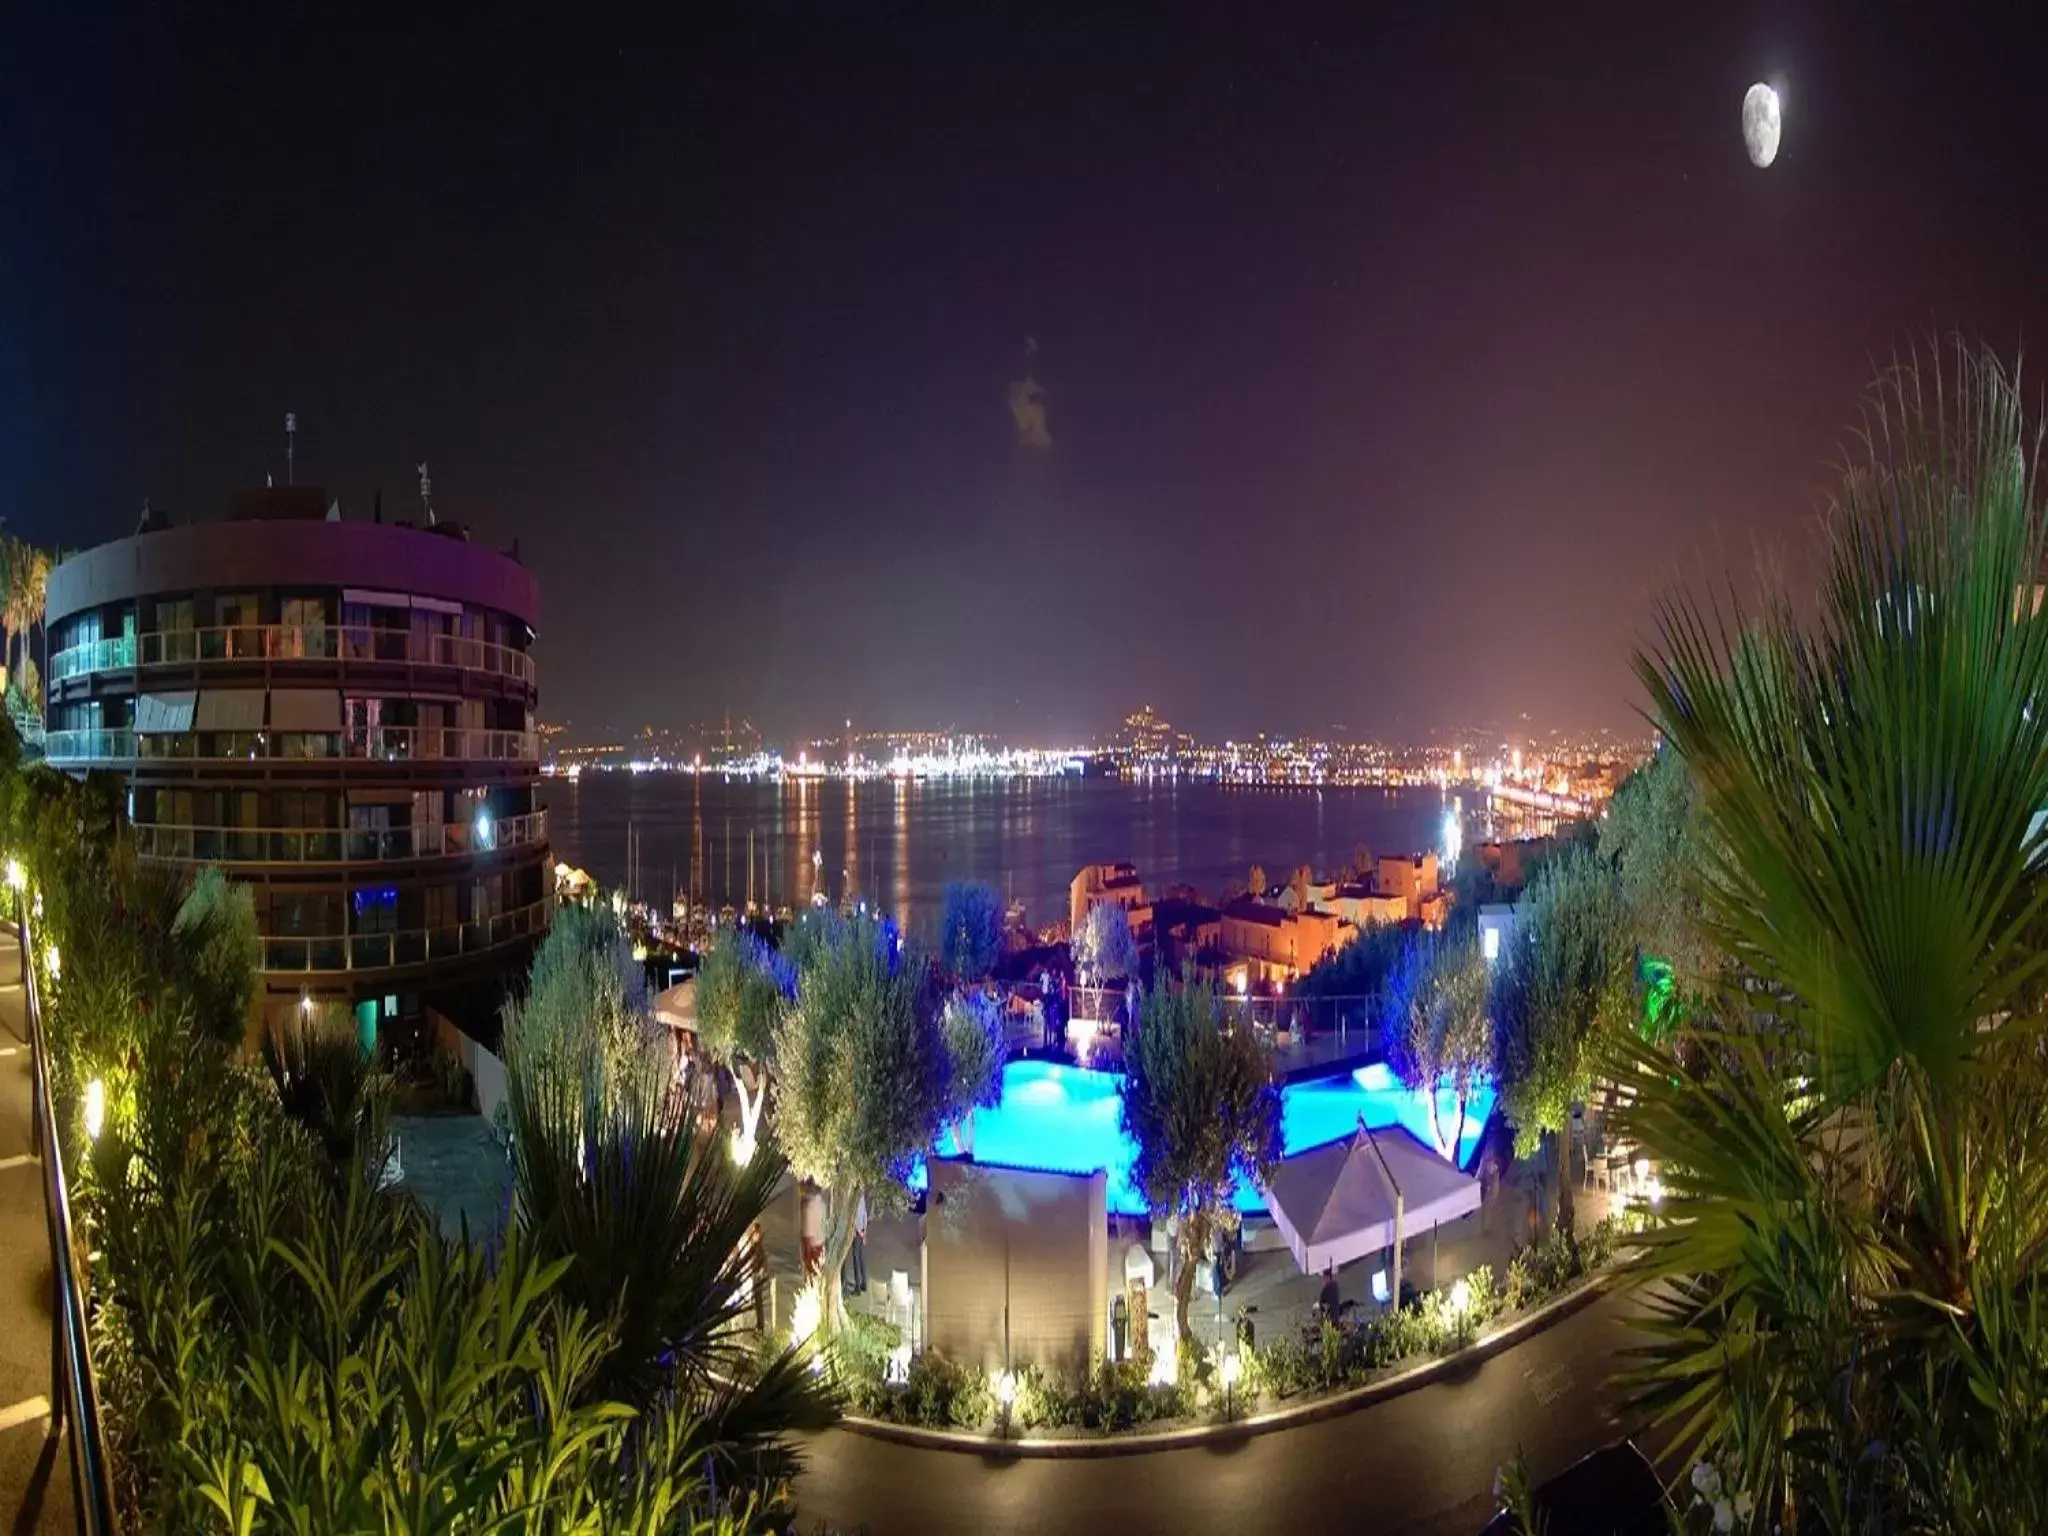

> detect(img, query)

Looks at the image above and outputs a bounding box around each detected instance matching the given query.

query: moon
[1743,82,1782,168]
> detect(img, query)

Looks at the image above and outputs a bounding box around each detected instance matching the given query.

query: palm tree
[2,538,52,709]
[504,914,837,1498]
[1610,342,2048,1530]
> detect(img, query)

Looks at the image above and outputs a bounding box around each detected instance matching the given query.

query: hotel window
[351,885,399,936]
[271,891,343,937]
[152,598,197,663]
[344,697,383,755]
[423,883,457,932]
[279,596,330,658]
[214,593,261,659]
[471,871,505,922]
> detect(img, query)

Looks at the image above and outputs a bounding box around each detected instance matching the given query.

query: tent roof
[1262,1120,1478,1254]
[653,977,698,1031]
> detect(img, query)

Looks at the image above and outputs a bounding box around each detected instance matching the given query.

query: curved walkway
[0,932,74,1532]
[794,1286,1650,1536]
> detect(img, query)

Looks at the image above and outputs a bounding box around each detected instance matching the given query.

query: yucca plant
[1612,342,2048,1530]
[261,1003,393,1183]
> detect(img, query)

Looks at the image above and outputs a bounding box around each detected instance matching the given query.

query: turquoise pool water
[926,1058,1494,1216]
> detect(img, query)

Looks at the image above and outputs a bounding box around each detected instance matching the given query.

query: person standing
[847,1191,870,1296]
[1318,1263,1340,1320]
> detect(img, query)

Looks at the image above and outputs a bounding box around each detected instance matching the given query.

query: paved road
[795,1286,1651,1536]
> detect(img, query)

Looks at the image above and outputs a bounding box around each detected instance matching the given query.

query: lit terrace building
[44,487,547,1040]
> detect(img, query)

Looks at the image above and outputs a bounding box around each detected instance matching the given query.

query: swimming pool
[924,1058,1494,1216]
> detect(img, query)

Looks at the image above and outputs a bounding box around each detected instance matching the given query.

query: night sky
[6,5,2047,743]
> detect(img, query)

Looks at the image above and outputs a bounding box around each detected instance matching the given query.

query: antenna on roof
[286,411,298,485]
[416,462,436,525]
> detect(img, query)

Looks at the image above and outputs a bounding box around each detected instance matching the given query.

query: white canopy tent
[1261,1120,1482,1279]
[653,976,698,1034]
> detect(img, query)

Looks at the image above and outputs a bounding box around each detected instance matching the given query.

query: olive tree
[938,880,1005,982]
[695,923,793,1162]
[1385,933,1494,1161]
[770,915,956,1325]
[1120,979,1280,1341]
[1072,900,1138,985]
[1491,845,1630,1238]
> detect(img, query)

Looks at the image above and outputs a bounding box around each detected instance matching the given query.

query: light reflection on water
[542,775,1472,940]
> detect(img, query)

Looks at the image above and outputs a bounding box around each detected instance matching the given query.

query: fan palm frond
[506,1007,836,1491]
[1640,341,2048,1096]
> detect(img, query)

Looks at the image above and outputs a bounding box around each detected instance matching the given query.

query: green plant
[17,741,773,1530]
[506,935,837,1493]
[1385,934,1494,1159]
[1120,976,1281,1341]
[771,914,967,1326]
[940,986,1007,1125]
[938,880,1004,981]
[1493,1448,1547,1536]
[1613,343,2048,1528]
[425,1045,472,1107]
[1491,845,1632,1239]
[261,1003,391,1181]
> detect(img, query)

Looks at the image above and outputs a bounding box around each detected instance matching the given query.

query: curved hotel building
[44,487,548,1038]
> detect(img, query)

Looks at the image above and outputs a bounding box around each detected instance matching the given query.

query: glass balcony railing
[259,899,551,975]
[44,725,539,765]
[132,809,547,865]
[49,624,535,687]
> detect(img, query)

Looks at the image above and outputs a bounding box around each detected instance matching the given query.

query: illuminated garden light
[83,1078,106,1141]
[4,859,24,893]
[1449,1277,1472,1316]
[790,1283,824,1349]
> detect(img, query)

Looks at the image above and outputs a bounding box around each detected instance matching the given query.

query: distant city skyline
[548,706,1650,753]
[543,700,1651,760]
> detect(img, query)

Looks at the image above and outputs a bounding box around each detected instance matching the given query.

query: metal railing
[1065,984,1385,1058]
[50,624,535,687]
[132,808,547,865]
[13,903,120,1533]
[260,898,551,974]
[44,725,538,766]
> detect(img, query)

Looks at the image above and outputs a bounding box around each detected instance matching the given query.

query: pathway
[794,1285,1654,1535]
[0,930,75,1532]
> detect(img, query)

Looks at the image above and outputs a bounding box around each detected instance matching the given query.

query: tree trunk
[820,1185,862,1333]
[733,1066,767,1162]
[1544,1129,1577,1245]
[1447,1092,1468,1167]
[1173,1206,1211,1344]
